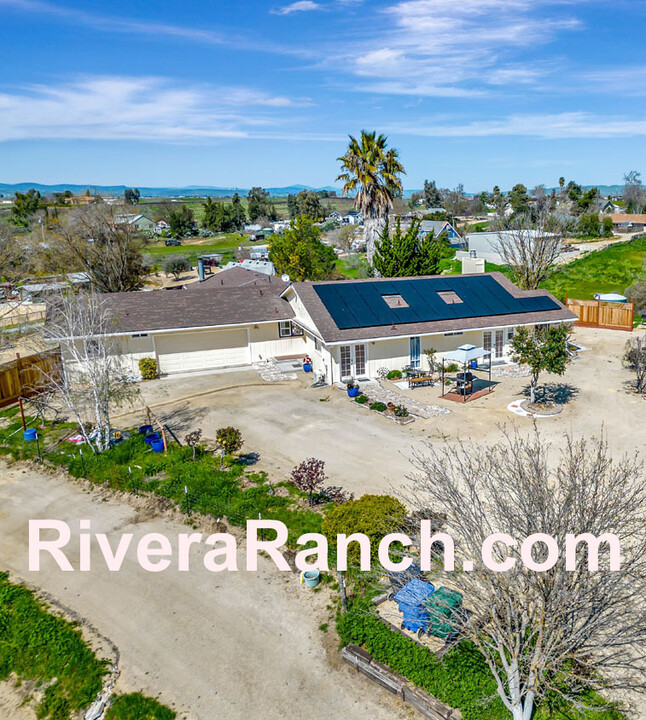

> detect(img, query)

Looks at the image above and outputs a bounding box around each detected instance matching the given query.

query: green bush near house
[369,401,387,412]
[138,357,159,380]
[386,369,402,379]
[106,693,176,720]
[354,394,368,404]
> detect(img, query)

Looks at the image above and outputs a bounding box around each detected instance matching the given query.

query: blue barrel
[139,424,153,435]
[145,432,160,445]
[303,363,312,373]
[23,428,37,441]
[347,386,360,398]
[151,438,165,453]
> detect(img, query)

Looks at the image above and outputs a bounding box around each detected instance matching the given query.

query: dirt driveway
[115,325,645,497]
[0,466,412,720]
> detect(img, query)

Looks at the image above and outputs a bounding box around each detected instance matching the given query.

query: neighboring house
[272,220,290,233]
[463,230,559,265]
[610,214,646,233]
[341,211,363,225]
[114,213,156,232]
[244,223,263,233]
[53,273,574,381]
[19,273,91,303]
[419,219,461,245]
[592,198,615,214]
[154,220,170,234]
[220,259,276,276]
[327,211,341,222]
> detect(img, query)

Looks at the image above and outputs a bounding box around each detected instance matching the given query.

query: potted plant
[302,355,313,373]
[347,379,360,398]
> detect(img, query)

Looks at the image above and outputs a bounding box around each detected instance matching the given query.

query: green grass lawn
[141,233,251,266]
[542,236,646,301]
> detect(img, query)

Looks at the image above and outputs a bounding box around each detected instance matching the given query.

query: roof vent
[382,293,409,309]
[437,290,463,305]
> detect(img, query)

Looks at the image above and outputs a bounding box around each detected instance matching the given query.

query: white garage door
[155,330,249,374]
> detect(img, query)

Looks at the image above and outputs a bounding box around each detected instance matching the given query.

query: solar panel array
[313,276,560,330]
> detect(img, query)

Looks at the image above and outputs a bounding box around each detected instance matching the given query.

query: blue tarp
[394,578,435,633]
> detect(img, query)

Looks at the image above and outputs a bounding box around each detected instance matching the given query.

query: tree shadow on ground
[157,403,209,436]
[522,382,580,405]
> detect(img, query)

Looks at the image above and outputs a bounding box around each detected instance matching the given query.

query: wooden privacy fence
[566,298,634,331]
[0,349,62,409]
[341,644,459,720]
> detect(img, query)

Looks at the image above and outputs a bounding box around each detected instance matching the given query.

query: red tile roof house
[50,267,576,384]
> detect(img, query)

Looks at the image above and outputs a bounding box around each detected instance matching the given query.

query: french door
[340,344,367,378]
[483,330,504,359]
[409,336,421,368]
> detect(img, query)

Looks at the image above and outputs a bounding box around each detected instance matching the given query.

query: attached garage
[155,329,249,374]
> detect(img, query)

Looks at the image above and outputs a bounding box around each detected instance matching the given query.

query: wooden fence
[566,298,634,331]
[0,349,62,409]
[341,644,459,720]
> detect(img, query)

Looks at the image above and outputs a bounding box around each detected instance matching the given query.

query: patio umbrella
[441,344,492,401]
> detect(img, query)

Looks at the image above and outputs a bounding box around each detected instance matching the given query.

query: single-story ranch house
[54,267,576,384]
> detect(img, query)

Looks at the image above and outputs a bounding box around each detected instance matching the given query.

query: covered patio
[440,344,495,403]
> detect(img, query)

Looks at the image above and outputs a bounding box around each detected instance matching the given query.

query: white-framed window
[278,321,304,338]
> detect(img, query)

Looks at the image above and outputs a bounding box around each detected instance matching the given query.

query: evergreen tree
[268,216,336,281]
[373,218,450,277]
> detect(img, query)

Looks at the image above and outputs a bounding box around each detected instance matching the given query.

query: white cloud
[388,112,646,139]
[271,1,321,15]
[0,77,312,142]
[339,0,583,96]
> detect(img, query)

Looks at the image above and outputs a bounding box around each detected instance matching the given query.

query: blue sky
[1,0,646,191]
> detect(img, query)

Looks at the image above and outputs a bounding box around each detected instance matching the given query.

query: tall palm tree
[336,131,405,267]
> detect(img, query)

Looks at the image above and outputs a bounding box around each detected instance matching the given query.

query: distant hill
[0,182,627,200]
[0,182,341,199]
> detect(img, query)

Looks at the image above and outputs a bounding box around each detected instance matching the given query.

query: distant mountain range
[0,182,341,199]
[0,182,628,199]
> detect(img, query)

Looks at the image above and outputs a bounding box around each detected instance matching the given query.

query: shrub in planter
[445,362,460,373]
[369,401,387,412]
[394,405,409,417]
[138,357,159,380]
[386,369,402,380]
[354,394,368,404]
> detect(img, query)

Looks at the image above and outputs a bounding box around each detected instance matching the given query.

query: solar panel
[313,276,561,330]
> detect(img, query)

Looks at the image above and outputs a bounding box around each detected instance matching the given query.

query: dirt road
[0,465,411,720]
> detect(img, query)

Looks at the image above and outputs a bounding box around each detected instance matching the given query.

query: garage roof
[50,283,294,335]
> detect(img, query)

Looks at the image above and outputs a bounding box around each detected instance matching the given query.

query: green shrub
[369,401,387,412]
[354,394,368,404]
[393,405,409,417]
[445,363,459,373]
[322,494,406,565]
[386,370,402,379]
[138,357,159,380]
[106,693,175,720]
[215,426,243,455]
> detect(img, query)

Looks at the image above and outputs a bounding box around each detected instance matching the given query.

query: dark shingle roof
[184,266,285,290]
[87,283,293,334]
[289,273,576,343]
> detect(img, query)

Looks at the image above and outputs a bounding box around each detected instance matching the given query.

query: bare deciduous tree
[404,431,646,720]
[491,210,564,290]
[53,204,146,293]
[43,292,137,452]
[624,334,646,394]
